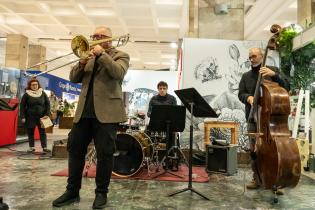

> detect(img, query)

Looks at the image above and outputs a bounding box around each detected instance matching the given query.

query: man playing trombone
[53,26,130,209]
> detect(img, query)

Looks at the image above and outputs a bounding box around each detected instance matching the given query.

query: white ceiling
[0,0,188,72]
[244,0,298,40]
[0,0,300,77]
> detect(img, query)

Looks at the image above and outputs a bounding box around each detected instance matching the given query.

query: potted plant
[59,101,75,129]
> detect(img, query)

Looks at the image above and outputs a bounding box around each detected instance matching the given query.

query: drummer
[147,81,178,170]
[147,81,177,117]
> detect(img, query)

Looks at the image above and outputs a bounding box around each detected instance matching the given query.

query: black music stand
[169,88,217,200]
[148,105,186,179]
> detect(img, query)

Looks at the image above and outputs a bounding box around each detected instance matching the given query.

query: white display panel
[179,38,277,150]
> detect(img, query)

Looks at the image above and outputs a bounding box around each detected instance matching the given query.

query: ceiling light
[161,54,176,59]
[86,8,115,16]
[6,17,27,25]
[56,51,63,56]
[143,62,159,65]
[53,8,79,16]
[170,65,176,71]
[170,42,178,48]
[158,22,180,28]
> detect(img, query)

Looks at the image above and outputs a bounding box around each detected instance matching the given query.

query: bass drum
[113,132,153,177]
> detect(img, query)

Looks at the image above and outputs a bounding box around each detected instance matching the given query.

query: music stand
[169,88,217,200]
[148,105,186,178]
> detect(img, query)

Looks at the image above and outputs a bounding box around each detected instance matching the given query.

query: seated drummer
[147,81,177,117]
[147,81,178,170]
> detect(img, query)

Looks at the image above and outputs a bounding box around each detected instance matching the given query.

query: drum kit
[85,115,185,178]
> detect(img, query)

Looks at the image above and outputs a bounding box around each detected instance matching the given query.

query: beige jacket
[70,48,129,123]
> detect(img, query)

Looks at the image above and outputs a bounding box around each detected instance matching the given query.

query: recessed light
[170,42,178,48]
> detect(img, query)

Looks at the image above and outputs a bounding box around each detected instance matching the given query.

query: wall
[198,0,244,40]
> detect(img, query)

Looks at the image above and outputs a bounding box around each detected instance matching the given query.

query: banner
[21,70,81,98]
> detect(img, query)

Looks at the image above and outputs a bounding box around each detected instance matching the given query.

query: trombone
[25,34,130,77]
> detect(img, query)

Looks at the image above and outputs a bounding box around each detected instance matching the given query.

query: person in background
[63,99,70,109]
[49,91,59,125]
[20,78,51,153]
[55,98,64,126]
[53,26,129,209]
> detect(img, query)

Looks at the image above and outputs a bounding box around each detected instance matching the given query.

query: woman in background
[20,78,51,153]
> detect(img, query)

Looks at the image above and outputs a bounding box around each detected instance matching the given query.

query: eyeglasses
[90,34,111,41]
[248,55,258,60]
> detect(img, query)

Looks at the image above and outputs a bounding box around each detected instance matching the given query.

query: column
[297,0,312,28]
[28,44,47,71]
[5,34,28,69]
[188,0,199,37]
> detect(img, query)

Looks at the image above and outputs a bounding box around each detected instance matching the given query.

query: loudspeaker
[206,144,237,175]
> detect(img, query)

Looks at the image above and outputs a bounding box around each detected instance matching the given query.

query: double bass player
[238,47,290,194]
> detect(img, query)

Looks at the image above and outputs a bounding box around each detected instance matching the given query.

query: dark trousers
[27,126,47,148]
[249,135,260,183]
[66,118,118,194]
[55,111,63,125]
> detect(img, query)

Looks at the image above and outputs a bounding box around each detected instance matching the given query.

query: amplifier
[206,144,238,175]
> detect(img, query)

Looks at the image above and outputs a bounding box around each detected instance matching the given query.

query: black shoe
[92,193,107,209]
[27,148,35,153]
[43,148,51,153]
[52,190,80,207]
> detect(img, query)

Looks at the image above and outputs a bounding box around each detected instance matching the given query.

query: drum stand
[168,134,188,167]
[146,135,166,176]
[150,124,184,179]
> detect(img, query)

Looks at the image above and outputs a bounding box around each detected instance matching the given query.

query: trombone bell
[71,35,90,58]
[71,34,130,59]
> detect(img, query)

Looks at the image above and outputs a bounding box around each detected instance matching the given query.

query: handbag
[40,117,53,128]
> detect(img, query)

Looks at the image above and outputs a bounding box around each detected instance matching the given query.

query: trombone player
[53,26,130,209]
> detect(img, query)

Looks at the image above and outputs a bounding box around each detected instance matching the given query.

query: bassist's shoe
[246,180,260,189]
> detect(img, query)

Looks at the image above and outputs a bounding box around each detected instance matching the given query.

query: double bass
[247,24,301,190]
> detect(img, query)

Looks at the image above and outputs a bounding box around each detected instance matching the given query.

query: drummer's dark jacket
[238,64,290,121]
[147,94,177,117]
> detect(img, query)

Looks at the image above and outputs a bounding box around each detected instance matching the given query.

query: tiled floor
[1,128,315,210]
